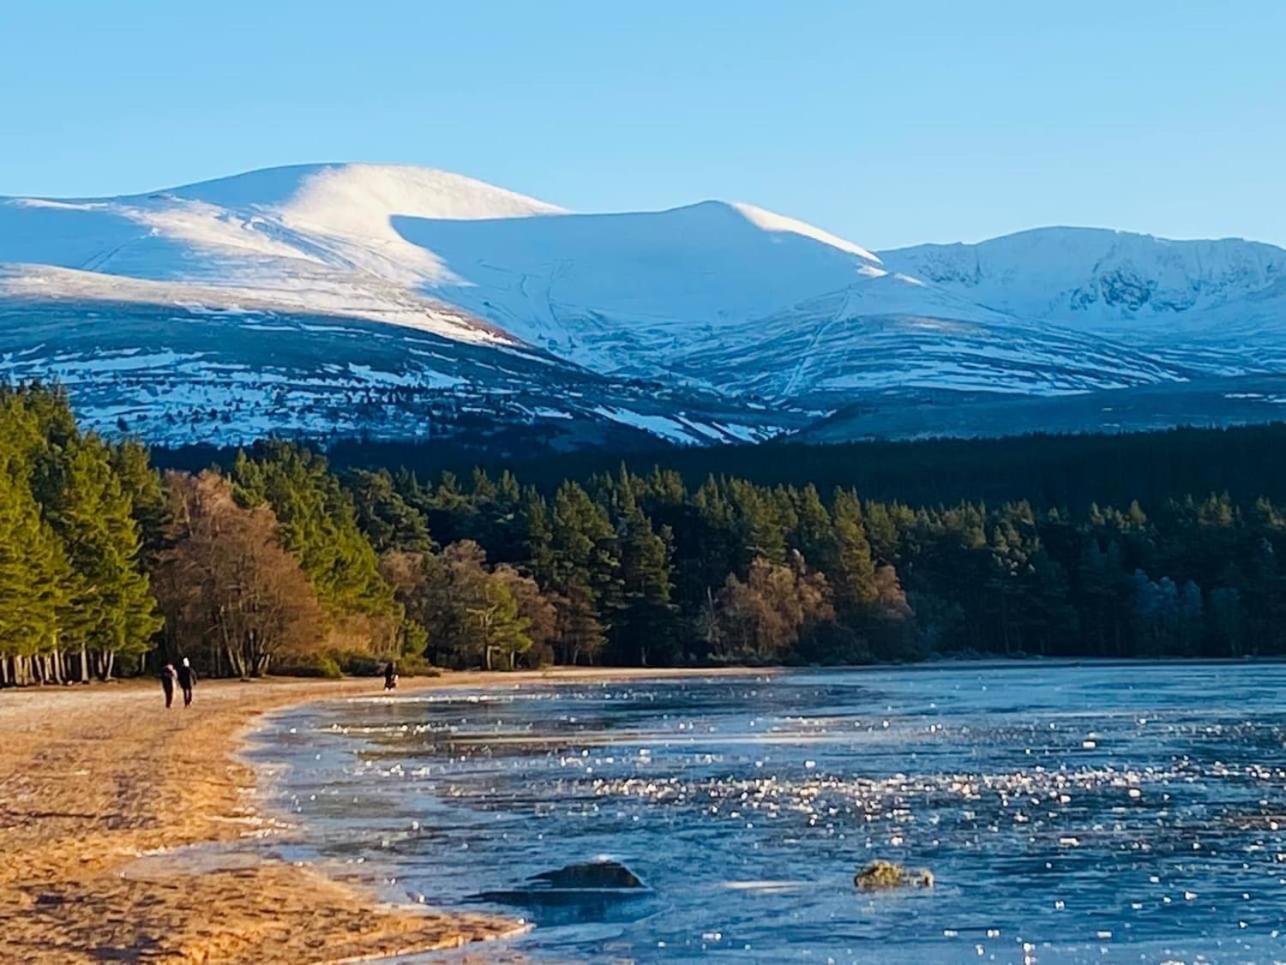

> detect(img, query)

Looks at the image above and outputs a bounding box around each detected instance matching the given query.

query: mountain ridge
[3,162,1285,449]
[880,226,1286,328]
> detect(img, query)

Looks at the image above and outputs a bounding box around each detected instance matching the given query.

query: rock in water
[529,860,645,890]
[470,859,651,926]
[854,860,934,890]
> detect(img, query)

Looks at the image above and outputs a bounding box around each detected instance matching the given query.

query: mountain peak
[157,162,566,225]
[880,226,1286,324]
[4,162,1286,449]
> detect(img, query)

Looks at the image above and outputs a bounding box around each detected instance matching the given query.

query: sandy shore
[0,667,758,963]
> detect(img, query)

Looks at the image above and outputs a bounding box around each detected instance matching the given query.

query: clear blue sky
[4,1,1284,249]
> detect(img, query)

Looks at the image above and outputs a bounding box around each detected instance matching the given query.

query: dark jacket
[177,664,196,689]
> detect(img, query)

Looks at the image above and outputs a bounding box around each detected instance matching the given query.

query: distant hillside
[4,163,1286,449]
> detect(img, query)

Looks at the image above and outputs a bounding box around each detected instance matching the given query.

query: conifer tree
[0,464,69,685]
[233,443,396,622]
[347,468,434,553]
[831,489,878,617]
[728,479,788,565]
[555,580,605,665]
[550,481,621,620]
[44,437,161,679]
[612,500,677,665]
[111,438,167,556]
[791,484,837,573]
[521,487,556,586]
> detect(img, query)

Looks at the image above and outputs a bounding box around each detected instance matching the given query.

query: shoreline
[0,666,766,963]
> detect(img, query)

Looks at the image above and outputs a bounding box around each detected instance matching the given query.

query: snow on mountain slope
[392,200,920,370]
[0,164,564,344]
[396,205,1212,400]
[880,227,1286,330]
[1,162,1023,388]
[169,163,563,220]
[0,296,797,449]
[673,302,1191,402]
[3,163,1286,447]
[167,163,565,287]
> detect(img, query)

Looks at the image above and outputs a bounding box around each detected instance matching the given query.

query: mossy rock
[854,860,934,890]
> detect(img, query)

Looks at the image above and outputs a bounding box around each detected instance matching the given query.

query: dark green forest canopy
[155,421,1286,513]
[12,381,1286,685]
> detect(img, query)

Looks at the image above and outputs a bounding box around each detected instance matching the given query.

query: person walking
[177,657,197,707]
[160,663,177,709]
[383,661,398,691]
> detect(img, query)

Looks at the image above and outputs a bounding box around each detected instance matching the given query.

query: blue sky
[4,1,1284,249]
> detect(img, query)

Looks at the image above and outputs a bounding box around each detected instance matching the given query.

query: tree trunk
[224,644,245,679]
[91,650,116,682]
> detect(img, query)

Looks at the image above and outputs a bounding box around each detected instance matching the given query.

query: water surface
[253,662,1286,962]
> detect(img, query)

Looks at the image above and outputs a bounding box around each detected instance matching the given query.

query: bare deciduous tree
[154,472,323,677]
[714,554,834,662]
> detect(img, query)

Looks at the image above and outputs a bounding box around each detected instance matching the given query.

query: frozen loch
[252,663,1286,962]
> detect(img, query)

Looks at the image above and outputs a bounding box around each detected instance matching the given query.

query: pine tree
[611,503,677,665]
[521,487,556,585]
[44,437,161,679]
[555,580,605,665]
[0,465,69,685]
[728,479,788,565]
[550,481,620,621]
[347,468,434,553]
[111,438,167,556]
[233,443,396,623]
[831,489,878,617]
[791,484,837,572]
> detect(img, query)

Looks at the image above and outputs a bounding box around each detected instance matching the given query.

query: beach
[0,668,760,963]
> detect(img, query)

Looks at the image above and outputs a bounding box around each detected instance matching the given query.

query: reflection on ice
[722,880,810,893]
[255,662,1286,962]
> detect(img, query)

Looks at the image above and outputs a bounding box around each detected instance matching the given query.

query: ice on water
[253,663,1286,962]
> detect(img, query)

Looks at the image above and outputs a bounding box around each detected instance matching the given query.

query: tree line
[318,421,1286,512]
[6,383,1286,687]
[0,387,398,684]
[368,463,1286,665]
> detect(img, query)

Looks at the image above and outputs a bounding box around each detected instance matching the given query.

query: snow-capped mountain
[2,163,1285,448]
[880,228,1286,335]
[1,164,562,344]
